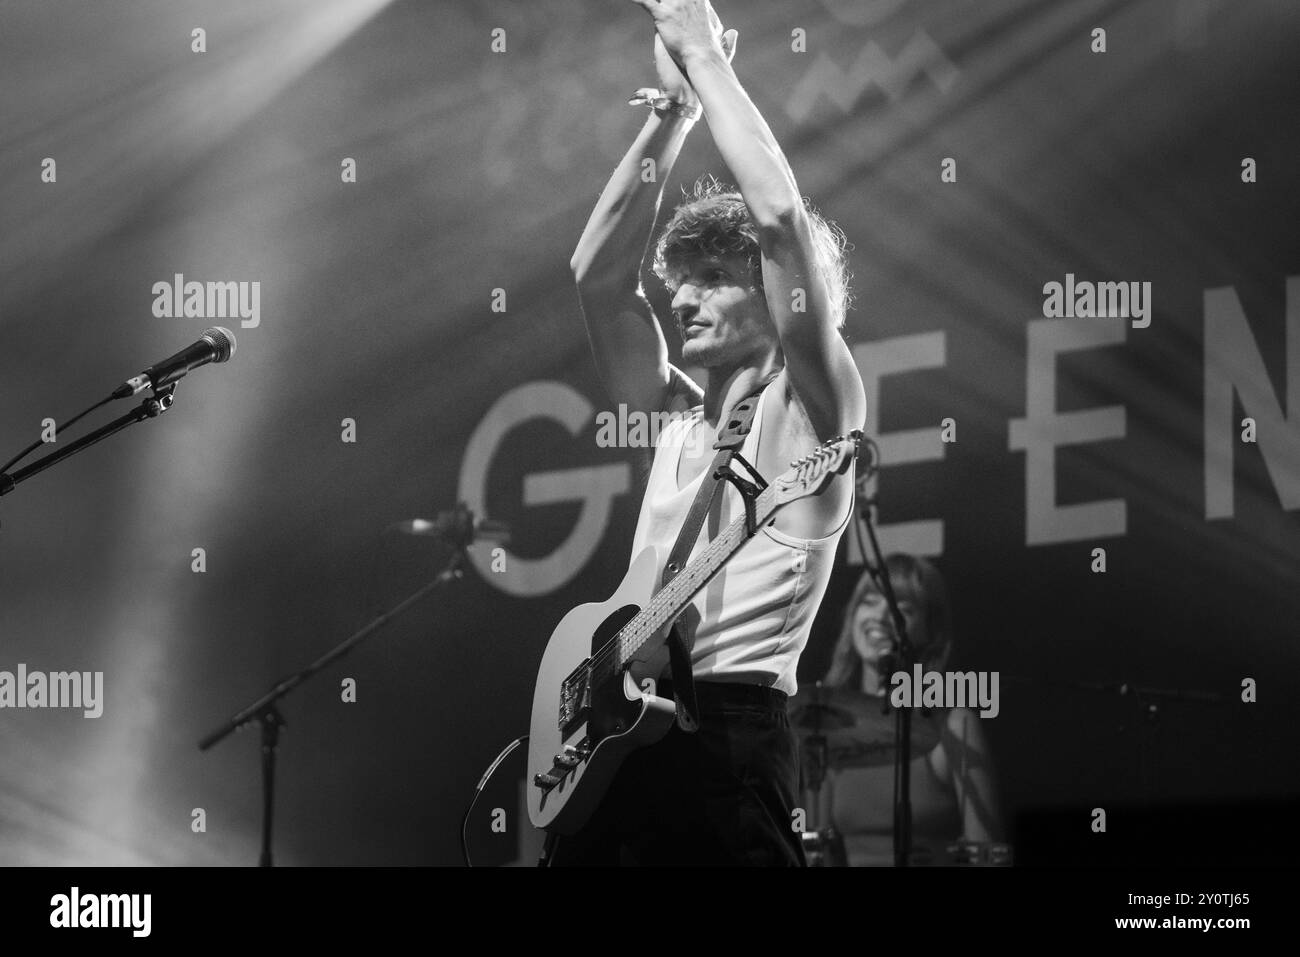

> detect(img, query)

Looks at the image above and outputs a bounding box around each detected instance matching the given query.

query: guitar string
[577,442,845,684]
[584,492,766,681]
[583,481,779,682]
[610,443,845,665]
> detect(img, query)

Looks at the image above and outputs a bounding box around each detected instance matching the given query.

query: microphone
[392,505,511,547]
[113,327,236,399]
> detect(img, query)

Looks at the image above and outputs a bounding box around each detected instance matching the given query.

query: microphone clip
[142,382,178,418]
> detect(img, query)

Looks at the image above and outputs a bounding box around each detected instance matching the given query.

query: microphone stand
[1000,675,1227,811]
[855,491,916,868]
[0,385,178,498]
[198,522,475,866]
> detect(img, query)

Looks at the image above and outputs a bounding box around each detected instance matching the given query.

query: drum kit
[788,681,1011,867]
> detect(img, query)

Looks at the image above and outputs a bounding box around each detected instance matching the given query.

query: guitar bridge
[533,738,592,793]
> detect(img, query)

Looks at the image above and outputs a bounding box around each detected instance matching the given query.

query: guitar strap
[659,379,773,734]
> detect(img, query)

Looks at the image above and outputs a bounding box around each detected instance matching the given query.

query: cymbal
[789,683,940,768]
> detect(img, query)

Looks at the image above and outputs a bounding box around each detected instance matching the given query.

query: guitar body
[524,431,860,837]
[526,546,678,834]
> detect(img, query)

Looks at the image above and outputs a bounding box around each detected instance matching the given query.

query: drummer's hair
[824,554,953,689]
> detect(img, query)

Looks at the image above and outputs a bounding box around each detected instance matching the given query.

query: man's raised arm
[638,0,866,438]
[569,35,731,415]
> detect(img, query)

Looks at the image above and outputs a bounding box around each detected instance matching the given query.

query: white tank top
[629,384,851,695]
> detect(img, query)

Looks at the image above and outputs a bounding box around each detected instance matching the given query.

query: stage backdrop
[1,0,1296,865]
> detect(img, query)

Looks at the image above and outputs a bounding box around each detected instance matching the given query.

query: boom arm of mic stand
[199,552,466,752]
[0,385,177,498]
[197,545,468,866]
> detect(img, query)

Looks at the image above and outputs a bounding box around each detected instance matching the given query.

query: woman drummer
[819,554,1004,865]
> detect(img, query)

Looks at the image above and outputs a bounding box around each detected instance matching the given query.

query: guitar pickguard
[557,603,641,740]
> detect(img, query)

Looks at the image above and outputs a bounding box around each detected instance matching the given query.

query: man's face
[669,253,776,366]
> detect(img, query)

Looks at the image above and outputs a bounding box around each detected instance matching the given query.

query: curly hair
[650,175,853,328]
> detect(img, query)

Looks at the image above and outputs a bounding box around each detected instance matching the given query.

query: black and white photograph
[0,0,1295,938]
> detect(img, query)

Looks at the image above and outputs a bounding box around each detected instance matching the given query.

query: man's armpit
[665,364,704,413]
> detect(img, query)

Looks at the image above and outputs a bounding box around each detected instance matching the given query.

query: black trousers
[545,680,806,866]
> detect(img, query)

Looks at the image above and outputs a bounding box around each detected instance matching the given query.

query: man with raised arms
[555,0,866,865]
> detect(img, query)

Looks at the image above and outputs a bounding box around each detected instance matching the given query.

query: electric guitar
[527,430,860,834]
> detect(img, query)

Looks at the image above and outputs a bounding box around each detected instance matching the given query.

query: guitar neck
[613,483,780,670]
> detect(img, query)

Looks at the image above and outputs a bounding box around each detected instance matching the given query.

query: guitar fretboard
[609,483,780,673]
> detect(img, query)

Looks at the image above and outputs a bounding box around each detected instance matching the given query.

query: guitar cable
[461,733,528,867]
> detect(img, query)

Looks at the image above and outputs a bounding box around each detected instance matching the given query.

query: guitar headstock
[772,430,862,506]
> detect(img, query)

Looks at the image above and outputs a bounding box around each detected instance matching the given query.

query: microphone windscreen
[204,326,237,362]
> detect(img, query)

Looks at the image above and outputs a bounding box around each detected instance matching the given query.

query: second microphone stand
[855,487,917,868]
[198,514,477,866]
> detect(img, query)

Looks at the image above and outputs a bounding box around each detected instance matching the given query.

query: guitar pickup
[558,661,592,734]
